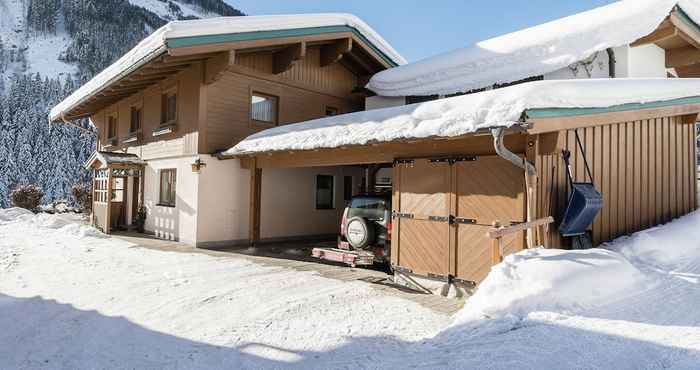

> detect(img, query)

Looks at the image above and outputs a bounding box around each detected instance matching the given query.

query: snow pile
[0,208,34,225]
[453,248,645,323]
[226,78,700,155]
[367,0,700,96]
[609,210,700,271]
[49,13,404,122]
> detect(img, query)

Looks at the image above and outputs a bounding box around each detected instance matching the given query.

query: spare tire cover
[346,216,375,249]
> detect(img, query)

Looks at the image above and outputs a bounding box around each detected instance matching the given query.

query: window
[107,115,118,139]
[161,90,177,125]
[251,92,278,125]
[111,177,125,202]
[130,106,142,133]
[159,169,177,207]
[316,175,334,210]
[325,106,339,116]
[343,176,353,202]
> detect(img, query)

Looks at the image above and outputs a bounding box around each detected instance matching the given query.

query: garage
[392,156,525,284]
[221,79,700,289]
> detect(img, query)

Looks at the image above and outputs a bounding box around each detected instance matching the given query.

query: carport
[228,131,531,286]
[221,79,700,287]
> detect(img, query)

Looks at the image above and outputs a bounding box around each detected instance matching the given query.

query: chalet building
[50,14,404,247]
[52,2,700,290]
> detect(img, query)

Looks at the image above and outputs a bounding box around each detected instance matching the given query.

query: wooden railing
[488,217,555,264]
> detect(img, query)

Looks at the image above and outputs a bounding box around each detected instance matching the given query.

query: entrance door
[110,176,127,229]
[392,159,452,277]
[392,155,525,284]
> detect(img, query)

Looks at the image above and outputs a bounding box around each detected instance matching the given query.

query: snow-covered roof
[367,0,700,97]
[225,78,700,156]
[85,151,146,169]
[50,13,405,122]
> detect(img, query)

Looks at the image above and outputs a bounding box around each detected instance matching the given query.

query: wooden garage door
[392,158,451,277]
[453,156,525,283]
[392,156,525,284]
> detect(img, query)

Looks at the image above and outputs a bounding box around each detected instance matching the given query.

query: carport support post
[249,158,262,246]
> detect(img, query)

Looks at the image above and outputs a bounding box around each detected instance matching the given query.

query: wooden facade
[531,112,698,248]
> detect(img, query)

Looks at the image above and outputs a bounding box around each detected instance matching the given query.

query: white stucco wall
[259,166,364,240]
[193,158,364,246]
[143,155,199,245]
[195,156,250,246]
[544,50,611,80]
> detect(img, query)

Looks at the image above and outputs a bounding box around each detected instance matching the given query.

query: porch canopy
[85,151,146,234]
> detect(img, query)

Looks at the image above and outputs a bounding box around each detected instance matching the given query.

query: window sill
[152,122,177,137]
[122,131,141,144]
[251,120,277,128]
[156,203,176,208]
[104,137,117,147]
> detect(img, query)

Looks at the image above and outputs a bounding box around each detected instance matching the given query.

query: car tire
[345,216,375,249]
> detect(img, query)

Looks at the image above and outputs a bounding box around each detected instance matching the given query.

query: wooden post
[105,167,113,234]
[91,169,96,227]
[491,221,502,265]
[138,168,145,207]
[249,158,262,245]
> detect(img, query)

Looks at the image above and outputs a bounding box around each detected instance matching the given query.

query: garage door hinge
[428,215,450,222]
[429,156,477,164]
[450,216,477,225]
[393,159,415,166]
[393,212,414,219]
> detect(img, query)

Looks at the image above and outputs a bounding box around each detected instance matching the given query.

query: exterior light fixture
[191,158,207,173]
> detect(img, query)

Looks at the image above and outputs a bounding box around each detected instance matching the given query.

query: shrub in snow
[10,184,44,212]
[72,183,92,214]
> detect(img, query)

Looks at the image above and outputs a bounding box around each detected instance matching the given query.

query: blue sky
[224,0,615,62]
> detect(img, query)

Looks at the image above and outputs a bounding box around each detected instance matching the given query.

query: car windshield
[348,197,388,221]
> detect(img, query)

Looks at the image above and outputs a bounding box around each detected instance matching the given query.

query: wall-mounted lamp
[191,158,207,173]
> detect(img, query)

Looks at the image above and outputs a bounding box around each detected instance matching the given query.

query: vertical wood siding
[536,114,697,248]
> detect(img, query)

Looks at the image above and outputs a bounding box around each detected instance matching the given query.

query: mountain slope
[0,0,244,207]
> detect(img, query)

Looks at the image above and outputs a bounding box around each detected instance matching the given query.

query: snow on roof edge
[50,14,404,123]
[367,0,698,97]
[225,78,700,156]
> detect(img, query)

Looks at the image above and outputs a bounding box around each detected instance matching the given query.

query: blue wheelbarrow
[558,133,603,239]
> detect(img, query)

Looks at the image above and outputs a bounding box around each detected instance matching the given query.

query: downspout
[606,48,616,78]
[491,127,535,176]
[491,127,537,248]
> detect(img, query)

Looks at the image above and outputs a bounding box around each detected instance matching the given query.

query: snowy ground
[1,208,700,369]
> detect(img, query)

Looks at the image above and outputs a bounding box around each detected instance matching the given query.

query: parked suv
[339,193,392,262]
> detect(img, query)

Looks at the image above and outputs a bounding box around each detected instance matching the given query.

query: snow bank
[0,208,34,225]
[367,0,699,96]
[607,210,700,271]
[453,248,645,324]
[0,208,104,239]
[49,13,403,122]
[225,78,700,155]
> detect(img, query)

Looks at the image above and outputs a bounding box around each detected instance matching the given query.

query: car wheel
[346,216,375,249]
